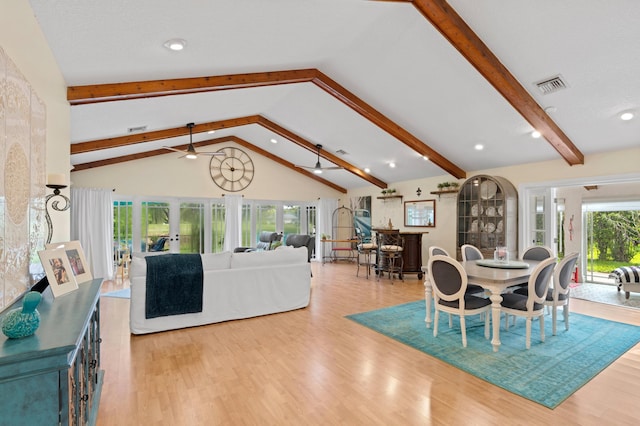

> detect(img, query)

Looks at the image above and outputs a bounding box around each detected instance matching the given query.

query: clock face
[209,147,255,192]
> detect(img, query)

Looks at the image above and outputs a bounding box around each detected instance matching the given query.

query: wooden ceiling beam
[226,136,347,193]
[256,116,387,188]
[411,0,584,166]
[67,68,466,179]
[70,116,261,154]
[67,69,318,104]
[71,135,348,193]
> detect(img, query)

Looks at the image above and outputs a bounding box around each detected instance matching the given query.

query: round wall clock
[209,147,255,192]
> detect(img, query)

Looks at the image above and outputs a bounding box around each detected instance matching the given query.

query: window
[211,203,226,253]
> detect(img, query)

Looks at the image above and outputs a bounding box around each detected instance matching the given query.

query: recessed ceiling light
[531,130,541,138]
[270,138,278,144]
[364,168,370,173]
[620,111,634,121]
[164,38,187,51]
[208,130,215,134]
[422,155,429,161]
[389,162,396,168]
[474,144,484,151]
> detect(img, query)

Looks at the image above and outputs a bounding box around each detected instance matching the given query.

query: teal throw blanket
[145,254,203,319]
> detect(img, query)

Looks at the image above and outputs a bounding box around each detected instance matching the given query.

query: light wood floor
[97,263,640,426]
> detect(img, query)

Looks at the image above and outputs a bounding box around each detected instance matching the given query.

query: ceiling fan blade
[197,151,226,156]
[295,164,342,171]
[163,146,187,153]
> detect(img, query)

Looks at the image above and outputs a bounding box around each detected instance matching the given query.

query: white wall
[348,147,640,264]
[71,142,343,201]
[1,0,71,241]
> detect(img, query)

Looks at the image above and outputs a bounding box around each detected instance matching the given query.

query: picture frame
[404,199,436,227]
[38,248,79,298]
[46,240,93,284]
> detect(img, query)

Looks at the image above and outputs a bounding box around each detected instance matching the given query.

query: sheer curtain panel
[70,187,114,280]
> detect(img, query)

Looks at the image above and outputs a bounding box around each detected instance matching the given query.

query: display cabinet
[456,175,518,260]
[0,279,104,426]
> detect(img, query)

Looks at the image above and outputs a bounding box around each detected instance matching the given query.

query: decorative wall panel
[0,47,46,312]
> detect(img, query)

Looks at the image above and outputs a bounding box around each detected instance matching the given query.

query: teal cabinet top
[0,279,102,377]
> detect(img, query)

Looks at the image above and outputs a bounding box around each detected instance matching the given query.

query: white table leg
[489,292,503,352]
[424,275,432,328]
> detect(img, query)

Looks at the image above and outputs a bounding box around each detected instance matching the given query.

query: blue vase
[1,291,42,339]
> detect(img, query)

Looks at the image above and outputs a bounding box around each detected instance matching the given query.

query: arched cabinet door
[456,175,518,261]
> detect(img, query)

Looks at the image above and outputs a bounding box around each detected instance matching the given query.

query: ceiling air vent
[534,75,568,95]
[127,125,147,133]
[335,149,348,155]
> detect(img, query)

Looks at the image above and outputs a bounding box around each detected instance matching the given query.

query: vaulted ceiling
[29,0,640,193]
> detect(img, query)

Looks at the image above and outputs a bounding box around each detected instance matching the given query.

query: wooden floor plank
[97,262,640,425]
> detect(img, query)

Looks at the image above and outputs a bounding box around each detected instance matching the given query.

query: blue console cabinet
[0,279,103,425]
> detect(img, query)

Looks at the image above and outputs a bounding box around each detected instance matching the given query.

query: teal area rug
[346,300,640,409]
[102,288,130,299]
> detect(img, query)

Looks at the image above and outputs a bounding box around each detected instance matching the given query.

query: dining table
[422,259,542,352]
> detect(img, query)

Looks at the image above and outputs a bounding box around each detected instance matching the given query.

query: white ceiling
[28,0,640,191]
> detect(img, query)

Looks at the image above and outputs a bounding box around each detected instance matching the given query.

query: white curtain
[70,187,114,280]
[224,194,243,252]
[315,198,338,262]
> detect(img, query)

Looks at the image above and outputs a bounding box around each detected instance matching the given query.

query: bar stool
[376,231,404,283]
[356,230,377,279]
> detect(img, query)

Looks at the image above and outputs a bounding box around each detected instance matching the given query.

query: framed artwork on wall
[46,240,93,284]
[38,248,79,298]
[404,199,436,227]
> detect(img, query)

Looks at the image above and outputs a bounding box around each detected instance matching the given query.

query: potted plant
[381,189,388,196]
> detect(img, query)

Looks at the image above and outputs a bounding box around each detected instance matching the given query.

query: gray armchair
[285,234,315,262]
[234,231,281,253]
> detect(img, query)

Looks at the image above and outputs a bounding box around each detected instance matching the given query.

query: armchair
[234,231,281,253]
[284,234,315,262]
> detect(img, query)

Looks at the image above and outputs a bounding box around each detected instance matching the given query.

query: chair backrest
[428,255,467,305]
[429,246,450,257]
[522,245,553,261]
[378,231,403,252]
[285,234,314,261]
[553,252,579,299]
[525,257,557,311]
[461,244,483,261]
[150,237,167,252]
[256,231,279,250]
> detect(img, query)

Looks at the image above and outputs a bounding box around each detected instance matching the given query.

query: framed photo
[46,240,93,283]
[38,248,79,298]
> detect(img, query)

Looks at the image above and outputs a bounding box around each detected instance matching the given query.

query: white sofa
[129,247,311,334]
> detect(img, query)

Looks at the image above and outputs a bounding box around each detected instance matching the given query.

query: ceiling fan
[163,123,224,159]
[296,144,342,174]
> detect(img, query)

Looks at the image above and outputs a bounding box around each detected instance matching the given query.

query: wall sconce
[416,187,422,197]
[45,174,71,244]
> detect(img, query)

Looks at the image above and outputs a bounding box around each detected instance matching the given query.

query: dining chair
[461,244,483,261]
[500,257,557,349]
[428,255,491,347]
[425,245,485,324]
[458,245,487,296]
[508,245,554,293]
[429,246,450,257]
[356,228,377,279]
[376,231,404,283]
[522,245,554,261]
[515,252,579,335]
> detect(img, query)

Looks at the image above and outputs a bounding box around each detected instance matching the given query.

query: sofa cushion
[230,246,307,269]
[201,251,232,270]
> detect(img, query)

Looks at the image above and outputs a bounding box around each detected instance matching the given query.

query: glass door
[141,201,171,252]
[179,201,206,253]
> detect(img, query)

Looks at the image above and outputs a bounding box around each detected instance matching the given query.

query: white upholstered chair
[428,255,491,347]
[501,257,557,349]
